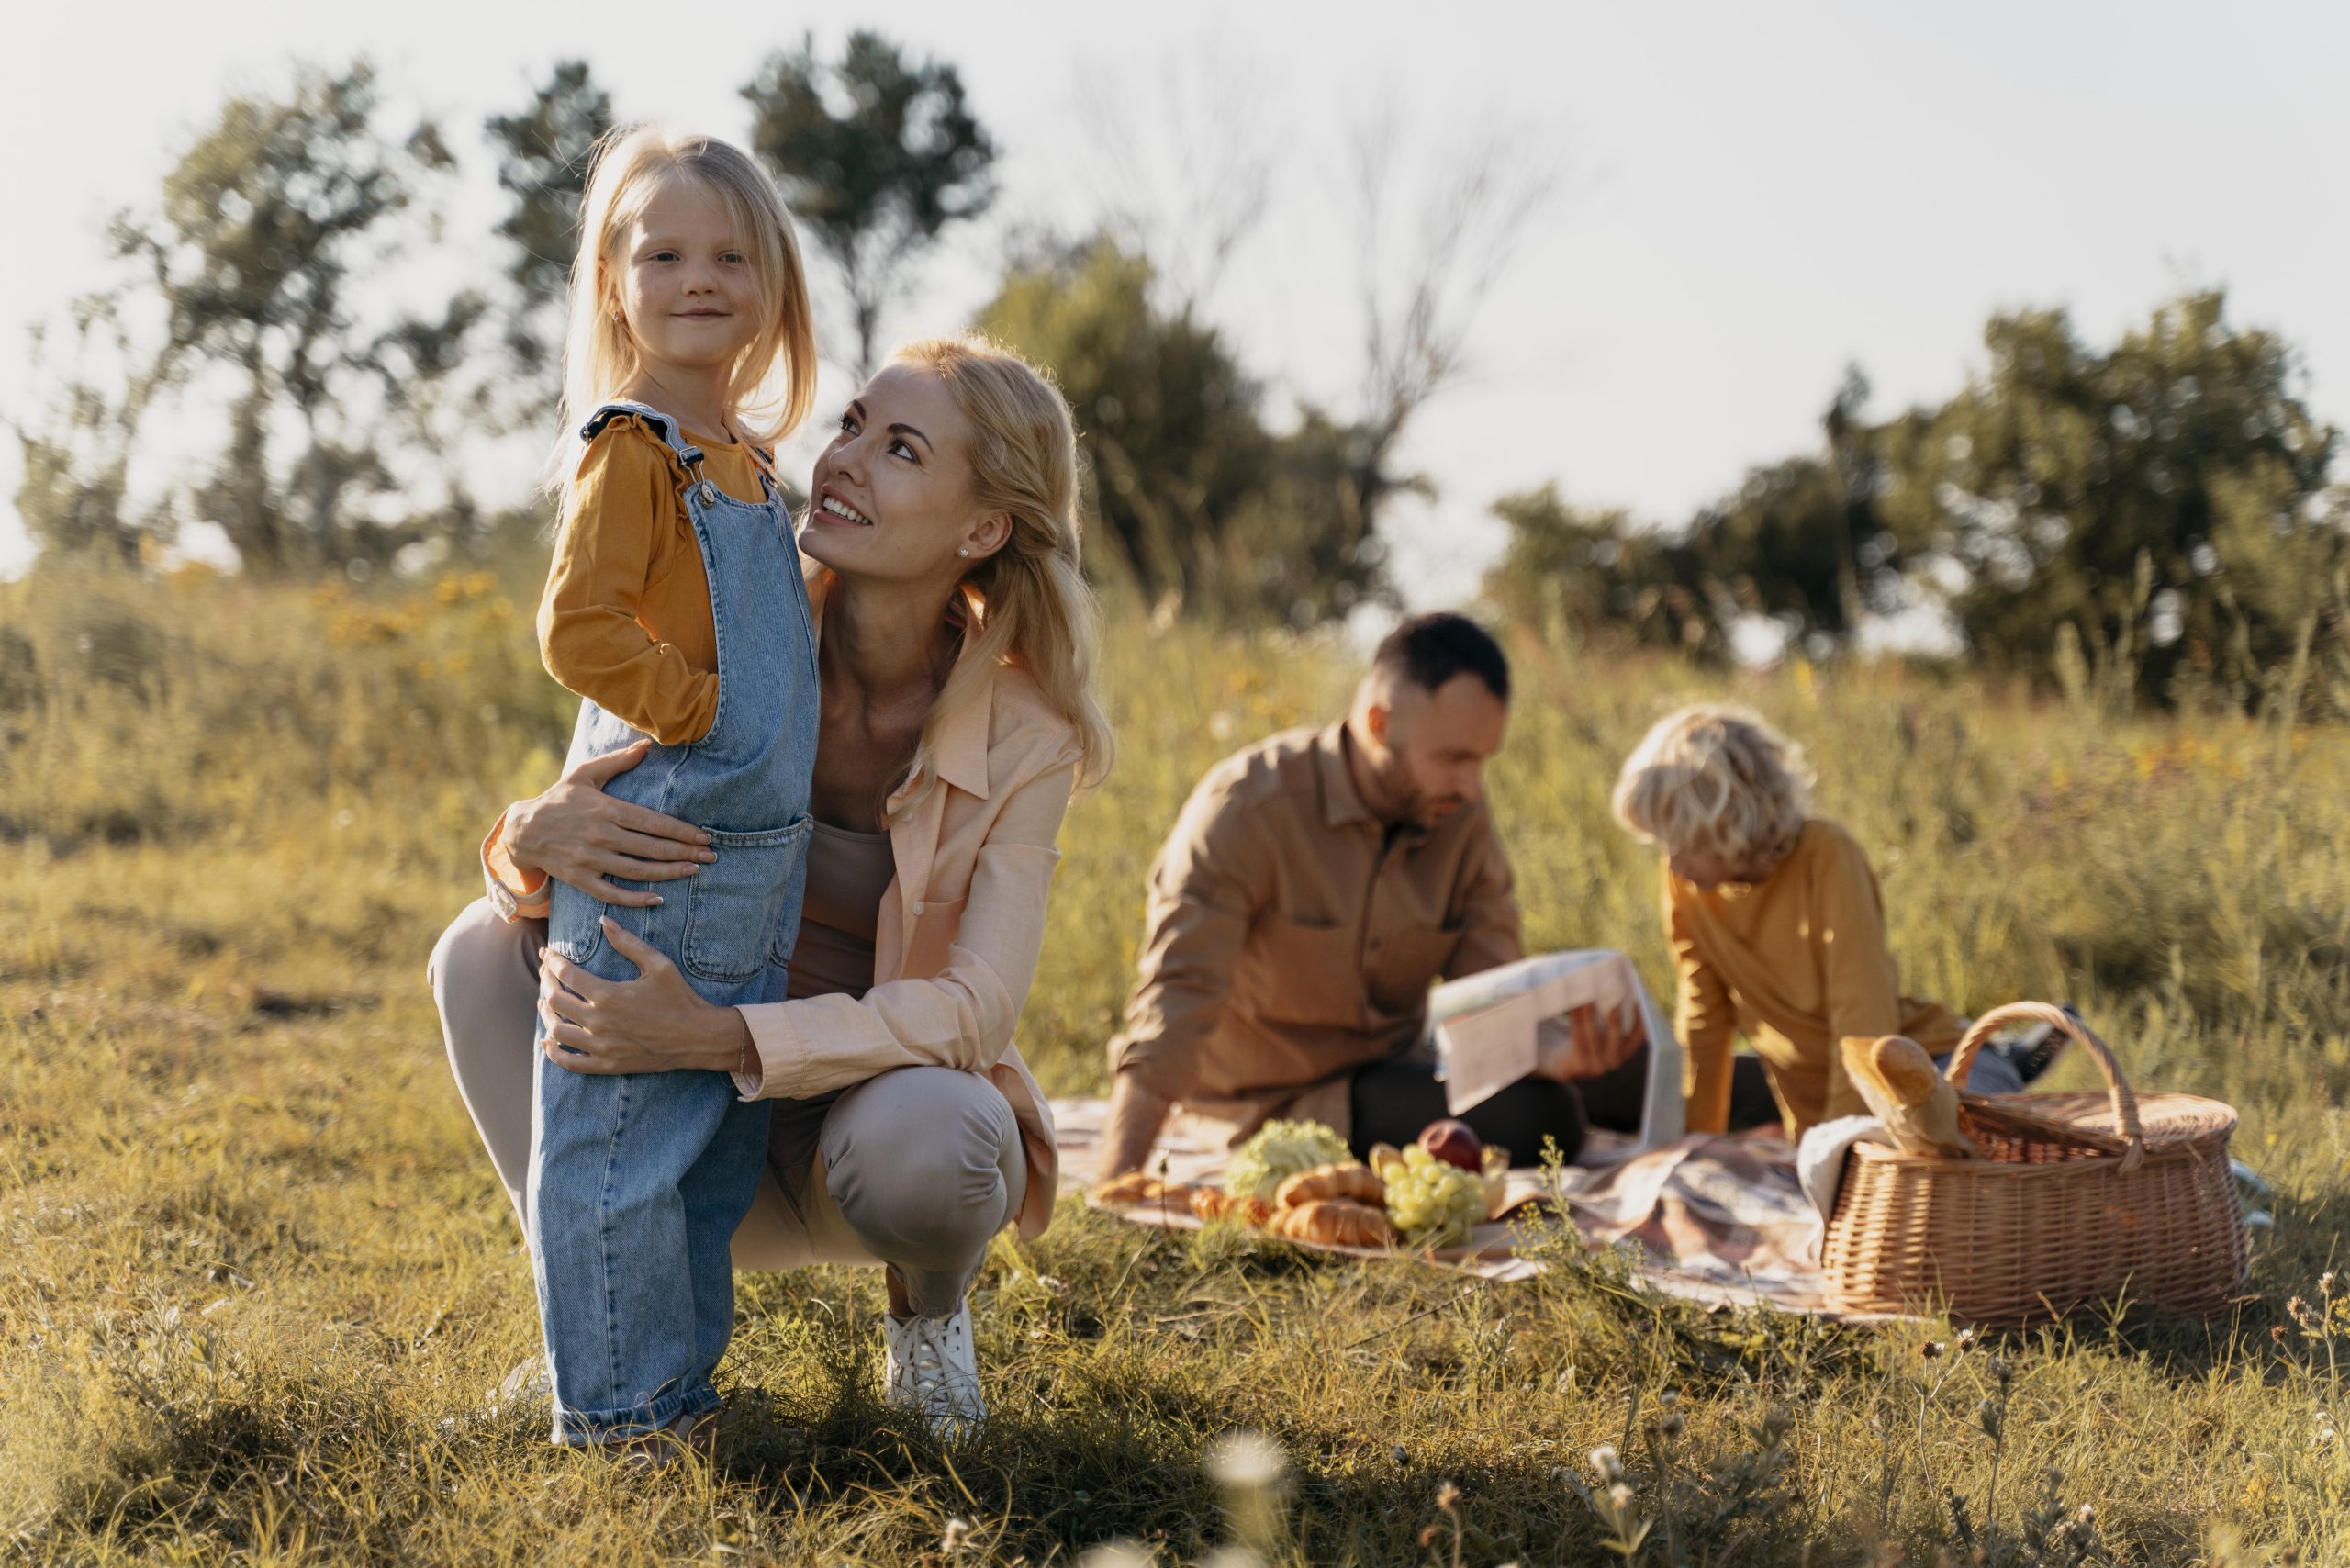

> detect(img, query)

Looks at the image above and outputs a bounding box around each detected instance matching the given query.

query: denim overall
[528,402,819,1443]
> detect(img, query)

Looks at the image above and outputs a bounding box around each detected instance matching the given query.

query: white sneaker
[882,1304,984,1439]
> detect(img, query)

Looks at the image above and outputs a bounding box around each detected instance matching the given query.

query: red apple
[1416,1118,1483,1172]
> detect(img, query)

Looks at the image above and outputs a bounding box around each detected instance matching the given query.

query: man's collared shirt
[1106,721,1526,1144]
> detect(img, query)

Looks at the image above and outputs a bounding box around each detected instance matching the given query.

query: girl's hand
[538,920,753,1076]
[506,740,716,907]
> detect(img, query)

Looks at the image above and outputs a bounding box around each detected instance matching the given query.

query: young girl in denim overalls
[527,127,821,1450]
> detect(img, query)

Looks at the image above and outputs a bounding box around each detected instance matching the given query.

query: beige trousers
[427,898,1025,1316]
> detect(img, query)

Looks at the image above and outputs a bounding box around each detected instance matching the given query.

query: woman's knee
[431,899,546,1228]
[428,899,541,1018]
[821,1070,1018,1263]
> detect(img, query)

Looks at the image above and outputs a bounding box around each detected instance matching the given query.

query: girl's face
[608,176,759,386]
[1670,846,1776,891]
[800,362,1010,584]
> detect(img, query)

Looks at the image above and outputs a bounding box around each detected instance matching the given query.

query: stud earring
[957,548,970,558]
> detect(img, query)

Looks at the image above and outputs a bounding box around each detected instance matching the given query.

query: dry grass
[4,559,2349,1564]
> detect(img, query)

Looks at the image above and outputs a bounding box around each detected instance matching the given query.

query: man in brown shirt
[1100,614,1653,1179]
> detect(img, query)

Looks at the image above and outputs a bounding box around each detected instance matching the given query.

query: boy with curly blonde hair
[1613,705,2058,1138]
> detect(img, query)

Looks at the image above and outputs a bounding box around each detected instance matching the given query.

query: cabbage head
[1224,1118,1351,1202]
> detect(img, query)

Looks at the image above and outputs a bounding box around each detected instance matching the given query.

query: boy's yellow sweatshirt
[536,417,775,746]
[1666,817,1963,1138]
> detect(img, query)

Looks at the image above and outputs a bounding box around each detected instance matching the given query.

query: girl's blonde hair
[552,126,817,492]
[1612,705,1812,869]
[878,335,1113,816]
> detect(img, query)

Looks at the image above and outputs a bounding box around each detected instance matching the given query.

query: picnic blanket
[1050,1097,1907,1320]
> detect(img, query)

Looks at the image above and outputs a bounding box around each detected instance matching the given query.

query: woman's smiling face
[801,362,1005,583]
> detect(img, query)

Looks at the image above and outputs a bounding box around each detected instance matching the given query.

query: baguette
[1841,1034,1976,1159]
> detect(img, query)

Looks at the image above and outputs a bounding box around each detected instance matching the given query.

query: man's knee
[1467,1077,1587,1165]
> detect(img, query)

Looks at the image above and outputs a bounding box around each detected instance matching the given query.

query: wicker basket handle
[1947,1002,2145,1170]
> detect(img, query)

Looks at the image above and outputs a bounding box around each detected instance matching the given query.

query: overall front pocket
[683,816,814,984]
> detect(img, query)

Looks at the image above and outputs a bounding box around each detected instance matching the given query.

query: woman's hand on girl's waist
[507,738,717,906]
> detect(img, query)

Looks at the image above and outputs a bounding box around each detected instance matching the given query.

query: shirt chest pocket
[1365,923,1465,1017]
[1247,915,1365,1027]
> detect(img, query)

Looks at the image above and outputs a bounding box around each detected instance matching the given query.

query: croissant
[1190,1187,1272,1226]
[1841,1034,1976,1159]
[1272,1198,1396,1248]
[1275,1161,1384,1209]
[1091,1170,1187,1205]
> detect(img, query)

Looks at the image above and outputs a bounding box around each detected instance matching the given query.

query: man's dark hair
[1371,612,1510,703]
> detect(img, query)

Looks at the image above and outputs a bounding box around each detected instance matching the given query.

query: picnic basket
[1820,1002,2246,1327]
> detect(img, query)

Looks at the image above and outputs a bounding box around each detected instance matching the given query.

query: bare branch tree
[1069,40,1281,311]
[1350,107,1561,450]
[1337,103,1563,540]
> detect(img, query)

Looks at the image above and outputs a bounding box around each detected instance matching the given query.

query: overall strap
[578,401,707,481]
[748,443,784,503]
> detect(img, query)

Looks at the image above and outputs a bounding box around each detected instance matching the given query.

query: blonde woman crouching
[431,336,1112,1443]
[1612,705,2065,1142]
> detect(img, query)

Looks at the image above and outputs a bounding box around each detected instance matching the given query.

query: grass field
[5,559,2350,1564]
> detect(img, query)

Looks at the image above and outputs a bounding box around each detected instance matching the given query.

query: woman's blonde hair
[552,126,817,493]
[878,335,1114,816]
[1612,705,1812,868]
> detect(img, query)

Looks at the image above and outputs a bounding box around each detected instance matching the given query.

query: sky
[4,0,2345,610]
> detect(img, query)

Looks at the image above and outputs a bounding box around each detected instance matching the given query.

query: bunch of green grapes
[1382,1146,1486,1247]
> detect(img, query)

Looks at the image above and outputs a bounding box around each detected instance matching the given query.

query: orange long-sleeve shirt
[536,416,774,745]
[1667,818,1963,1139]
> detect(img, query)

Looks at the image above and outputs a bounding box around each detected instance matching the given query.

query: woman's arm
[536,755,1081,1092]
[482,740,715,921]
[736,757,1079,1102]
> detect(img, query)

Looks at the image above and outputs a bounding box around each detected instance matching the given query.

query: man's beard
[1367,748,1459,828]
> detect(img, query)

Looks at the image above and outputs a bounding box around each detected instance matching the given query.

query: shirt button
[912,900,927,915]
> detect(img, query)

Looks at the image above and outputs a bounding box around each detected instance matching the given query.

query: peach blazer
[485,569,1080,1239]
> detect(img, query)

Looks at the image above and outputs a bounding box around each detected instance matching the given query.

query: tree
[1067,42,1278,313]
[1484,485,1722,658]
[485,60,613,381]
[743,32,996,378]
[978,238,1270,612]
[978,237,1393,626]
[111,62,485,574]
[1874,290,2344,706]
[1489,292,2348,710]
[11,297,157,566]
[1485,379,1910,663]
[1343,112,1559,548]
